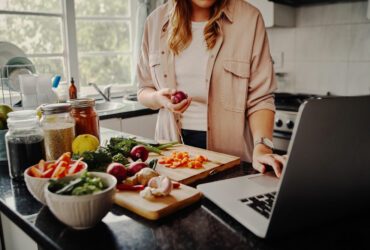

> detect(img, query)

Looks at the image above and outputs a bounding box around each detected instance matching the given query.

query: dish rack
[0,64,53,108]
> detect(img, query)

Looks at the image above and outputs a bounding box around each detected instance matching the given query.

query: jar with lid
[69,98,100,140]
[5,110,45,180]
[40,103,75,161]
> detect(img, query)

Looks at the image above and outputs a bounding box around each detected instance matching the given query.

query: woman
[137,0,286,177]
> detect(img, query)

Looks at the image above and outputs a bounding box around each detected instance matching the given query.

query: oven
[273,92,320,154]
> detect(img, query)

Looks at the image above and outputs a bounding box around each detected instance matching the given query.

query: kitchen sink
[95,101,125,113]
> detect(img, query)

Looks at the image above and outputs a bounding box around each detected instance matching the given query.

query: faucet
[88,83,112,101]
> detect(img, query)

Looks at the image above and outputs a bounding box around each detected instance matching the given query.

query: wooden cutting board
[151,144,240,185]
[114,184,202,220]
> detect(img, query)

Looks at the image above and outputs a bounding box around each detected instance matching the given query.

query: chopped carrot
[159,151,208,169]
[29,166,43,177]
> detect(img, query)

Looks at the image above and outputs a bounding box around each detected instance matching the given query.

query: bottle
[69,98,100,140]
[69,77,77,100]
[5,110,45,180]
[40,103,75,161]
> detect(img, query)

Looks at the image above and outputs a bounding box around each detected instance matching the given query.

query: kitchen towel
[19,74,38,108]
[36,74,57,104]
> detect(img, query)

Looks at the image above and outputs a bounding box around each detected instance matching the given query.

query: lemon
[0,104,12,130]
[72,134,100,155]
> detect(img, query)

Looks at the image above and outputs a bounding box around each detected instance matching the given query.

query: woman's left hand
[252,144,287,178]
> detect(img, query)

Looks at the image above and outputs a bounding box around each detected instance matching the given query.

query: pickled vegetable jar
[40,103,75,161]
[69,98,100,140]
[5,110,45,180]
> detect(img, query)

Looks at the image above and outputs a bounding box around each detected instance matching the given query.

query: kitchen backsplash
[267,1,370,95]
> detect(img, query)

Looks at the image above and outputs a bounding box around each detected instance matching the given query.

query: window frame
[0,8,67,77]
[0,0,137,98]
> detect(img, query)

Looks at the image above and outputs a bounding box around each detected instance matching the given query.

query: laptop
[197,96,370,239]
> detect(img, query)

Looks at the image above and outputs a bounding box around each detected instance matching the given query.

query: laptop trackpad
[248,171,280,189]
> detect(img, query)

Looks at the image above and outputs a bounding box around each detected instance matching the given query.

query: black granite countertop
[0,130,369,250]
[97,100,157,120]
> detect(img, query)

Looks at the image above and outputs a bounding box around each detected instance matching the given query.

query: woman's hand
[252,144,287,178]
[154,88,192,114]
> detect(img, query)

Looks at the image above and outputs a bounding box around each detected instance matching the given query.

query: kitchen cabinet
[1,213,37,250]
[121,114,157,139]
[247,0,296,27]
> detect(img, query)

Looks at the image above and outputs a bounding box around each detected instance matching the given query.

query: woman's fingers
[272,154,288,165]
[176,97,192,113]
[255,154,283,178]
[253,160,266,174]
[166,98,192,113]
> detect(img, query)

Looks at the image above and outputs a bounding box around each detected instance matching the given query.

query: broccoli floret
[108,137,138,157]
[112,153,129,165]
[80,147,112,172]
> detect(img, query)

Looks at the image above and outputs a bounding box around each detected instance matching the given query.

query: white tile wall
[348,23,370,61]
[268,1,370,96]
[347,62,370,95]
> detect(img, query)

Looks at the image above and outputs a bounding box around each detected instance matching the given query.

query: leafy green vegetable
[108,137,179,157]
[78,147,112,171]
[108,137,138,157]
[72,137,179,172]
[48,172,106,196]
[112,153,129,165]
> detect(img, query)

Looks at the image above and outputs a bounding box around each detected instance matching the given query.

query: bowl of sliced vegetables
[44,171,116,230]
[24,152,87,205]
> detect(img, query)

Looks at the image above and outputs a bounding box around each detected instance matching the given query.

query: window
[0,0,66,79]
[75,0,134,88]
[0,0,136,97]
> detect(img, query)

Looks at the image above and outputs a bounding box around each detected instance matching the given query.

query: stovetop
[275,92,321,112]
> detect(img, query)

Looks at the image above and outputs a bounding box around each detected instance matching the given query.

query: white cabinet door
[121,114,158,139]
[1,213,37,250]
[100,118,122,131]
[246,0,295,27]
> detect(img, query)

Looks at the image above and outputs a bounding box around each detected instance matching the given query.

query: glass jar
[69,98,100,140]
[40,103,75,161]
[5,110,45,180]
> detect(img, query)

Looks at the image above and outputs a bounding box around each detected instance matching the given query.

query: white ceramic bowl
[44,172,117,230]
[24,161,87,205]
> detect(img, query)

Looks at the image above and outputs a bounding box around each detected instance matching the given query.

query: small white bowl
[44,172,117,230]
[24,161,87,205]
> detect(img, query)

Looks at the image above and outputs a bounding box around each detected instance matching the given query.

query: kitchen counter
[97,99,157,120]
[0,129,369,250]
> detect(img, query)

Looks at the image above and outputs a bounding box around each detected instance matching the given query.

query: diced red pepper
[172,182,180,189]
[116,184,145,191]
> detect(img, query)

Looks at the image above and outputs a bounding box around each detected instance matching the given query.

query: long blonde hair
[168,0,229,55]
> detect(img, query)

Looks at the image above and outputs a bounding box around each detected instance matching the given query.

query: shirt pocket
[221,60,250,112]
[149,53,161,89]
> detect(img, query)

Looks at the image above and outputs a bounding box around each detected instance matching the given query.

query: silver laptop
[198,96,370,239]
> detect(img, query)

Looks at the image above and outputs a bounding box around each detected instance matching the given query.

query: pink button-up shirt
[137,0,277,162]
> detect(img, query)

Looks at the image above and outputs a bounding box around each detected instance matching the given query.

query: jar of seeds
[40,103,75,160]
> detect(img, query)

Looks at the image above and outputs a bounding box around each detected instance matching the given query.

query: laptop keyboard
[239,192,276,219]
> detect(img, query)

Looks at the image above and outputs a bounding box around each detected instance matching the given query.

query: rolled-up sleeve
[137,20,155,96]
[246,13,277,117]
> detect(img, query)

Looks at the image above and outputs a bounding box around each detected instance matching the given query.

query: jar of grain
[69,98,100,140]
[40,103,75,160]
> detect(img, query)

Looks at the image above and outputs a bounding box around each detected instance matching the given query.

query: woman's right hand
[155,88,192,114]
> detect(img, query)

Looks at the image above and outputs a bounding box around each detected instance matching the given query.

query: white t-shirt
[174,21,209,131]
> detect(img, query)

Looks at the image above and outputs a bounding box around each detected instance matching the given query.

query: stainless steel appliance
[273,92,319,153]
